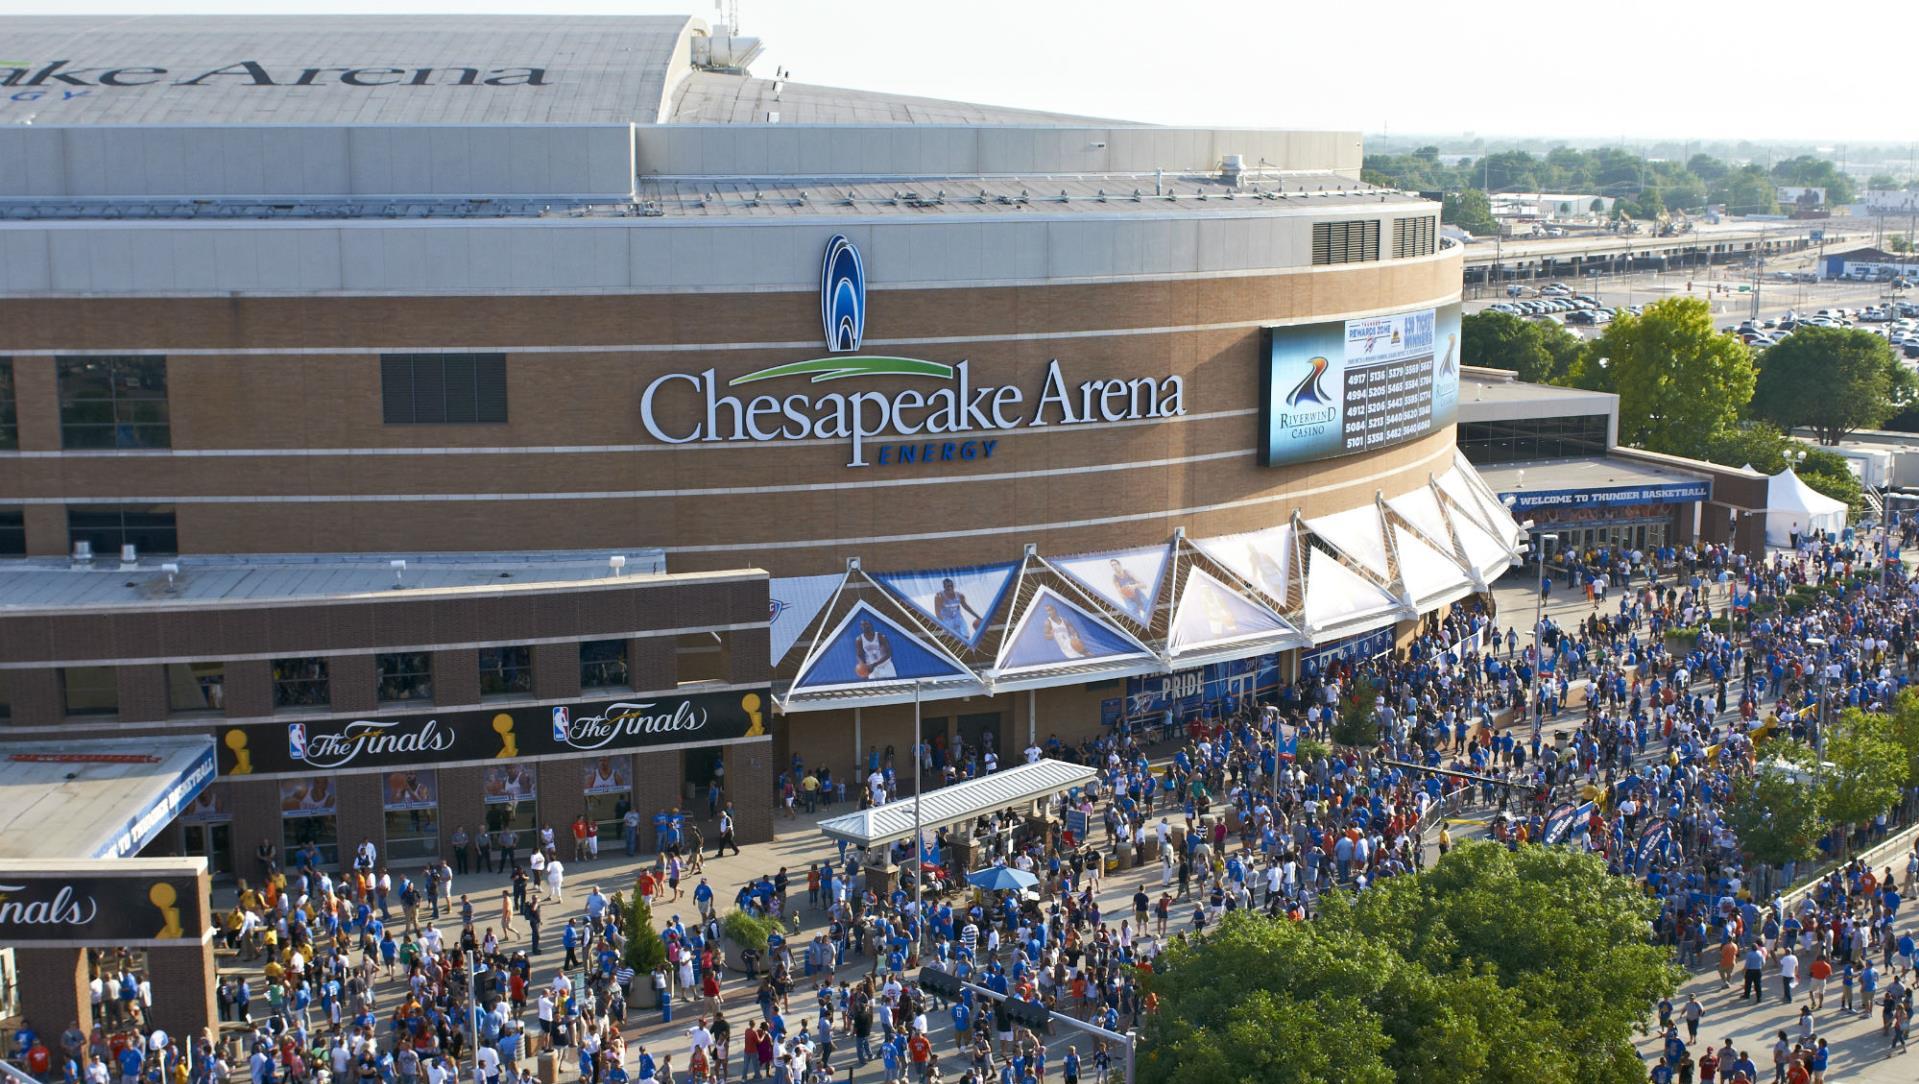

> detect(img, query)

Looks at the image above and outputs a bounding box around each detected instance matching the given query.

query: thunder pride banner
[218,687,770,779]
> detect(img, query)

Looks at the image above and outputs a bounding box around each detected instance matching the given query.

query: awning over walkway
[816,758,1097,848]
[0,736,215,859]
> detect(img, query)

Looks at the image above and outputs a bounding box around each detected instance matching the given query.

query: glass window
[67,505,177,556]
[477,646,532,698]
[57,356,169,449]
[272,657,330,710]
[0,671,10,723]
[0,360,15,450]
[377,652,434,704]
[62,666,117,717]
[166,662,226,714]
[381,354,507,424]
[0,510,23,557]
[579,640,629,691]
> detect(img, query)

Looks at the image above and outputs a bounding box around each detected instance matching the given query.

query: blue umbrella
[966,865,1038,893]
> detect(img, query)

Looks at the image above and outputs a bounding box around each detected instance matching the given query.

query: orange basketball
[855,661,871,679]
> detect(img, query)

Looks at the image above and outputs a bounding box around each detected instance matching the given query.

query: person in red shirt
[1807,956,1833,1010]
[908,1029,932,1078]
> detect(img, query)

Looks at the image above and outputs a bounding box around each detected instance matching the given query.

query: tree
[1751,327,1913,444]
[1441,189,1496,235]
[1721,759,1827,868]
[1771,155,1857,206]
[1798,447,1864,511]
[1823,709,1908,829]
[1880,687,1919,788]
[622,890,668,974]
[1687,153,1729,185]
[1461,310,1584,384]
[1331,675,1384,749]
[1143,844,1680,1084]
[1711,164,1779,215]
[1870,173,1900,192]
[1702,421,1795,474]
[1587,298,1756,459]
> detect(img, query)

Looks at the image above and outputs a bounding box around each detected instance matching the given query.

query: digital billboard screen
[1258,304,1461,467]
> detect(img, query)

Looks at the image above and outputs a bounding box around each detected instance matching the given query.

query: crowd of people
[30,521,1919,1084]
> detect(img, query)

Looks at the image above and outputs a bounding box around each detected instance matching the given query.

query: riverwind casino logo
[1286,355,1332,408]
[638,234,1186,468]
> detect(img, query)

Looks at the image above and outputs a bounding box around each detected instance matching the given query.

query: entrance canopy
[816,758,1095,848]
[0,736,215,859]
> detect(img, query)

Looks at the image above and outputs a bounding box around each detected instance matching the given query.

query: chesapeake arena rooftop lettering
[0,59,548,97]
[639,360,1185,468]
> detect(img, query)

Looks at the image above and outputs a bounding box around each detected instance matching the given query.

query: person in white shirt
[1025,743,1042,764]
[546,858,565,902]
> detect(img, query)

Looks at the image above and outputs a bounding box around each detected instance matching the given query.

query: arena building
[0,11,1518,979]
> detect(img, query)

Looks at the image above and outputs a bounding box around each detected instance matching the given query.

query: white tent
[1764,467,1848,547]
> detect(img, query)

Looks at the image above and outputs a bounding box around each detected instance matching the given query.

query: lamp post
[1529,533,1560,736]
[912,678,925,955]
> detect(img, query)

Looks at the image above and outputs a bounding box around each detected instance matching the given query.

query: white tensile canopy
[1764,467,1848,547]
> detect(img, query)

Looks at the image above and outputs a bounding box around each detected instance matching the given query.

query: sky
[11,0,1917,146]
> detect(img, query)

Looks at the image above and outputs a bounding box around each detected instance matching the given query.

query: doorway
[180,822,233,879]
[957,712,1002,763]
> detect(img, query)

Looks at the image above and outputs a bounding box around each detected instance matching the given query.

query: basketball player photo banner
[1050,544,1172,628]
[1192,524,1294,611]
[790,600,972,693]
[1167,567,1299,656]
[870,562,1018,649]
[996,585,1152,677]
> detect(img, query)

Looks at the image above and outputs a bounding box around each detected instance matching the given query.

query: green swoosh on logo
[729,356,955,386]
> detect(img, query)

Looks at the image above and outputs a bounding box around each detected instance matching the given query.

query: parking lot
[1467,254,1919,357]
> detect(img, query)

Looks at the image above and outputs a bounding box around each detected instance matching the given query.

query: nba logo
[551,707,570,742]
[287,723,308,760]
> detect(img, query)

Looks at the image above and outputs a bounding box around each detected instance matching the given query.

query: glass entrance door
[181,822,233,879]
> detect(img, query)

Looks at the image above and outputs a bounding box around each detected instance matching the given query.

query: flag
[1277,722,1299,762]
[1634,819,1672,869]
[1542,802,1578,845]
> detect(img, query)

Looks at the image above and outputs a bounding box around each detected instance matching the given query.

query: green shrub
[721,908,781,953]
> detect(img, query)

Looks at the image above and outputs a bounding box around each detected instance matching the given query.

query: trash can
[537,1053,559,1084]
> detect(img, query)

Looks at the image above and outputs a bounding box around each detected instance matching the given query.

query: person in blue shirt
[116,1043,143,1084]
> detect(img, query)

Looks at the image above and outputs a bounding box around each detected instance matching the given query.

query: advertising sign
[1500,481,1709,512]
[1259,304,1462,467]
[1193,526,1293,609]
[997,586,1150,676]
[0,870,206,947]
[219,687,771,779]
[483,764,538,804]
[1051,544,1171,626]
[870,562,1018,648]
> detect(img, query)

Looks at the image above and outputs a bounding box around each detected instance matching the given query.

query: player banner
[791,600,971,692]
[870,562,1018,649]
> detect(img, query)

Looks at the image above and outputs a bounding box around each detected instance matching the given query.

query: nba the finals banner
[217,687,770,778]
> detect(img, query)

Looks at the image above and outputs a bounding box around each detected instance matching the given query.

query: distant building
[1820,246,1919,281]
[1490,192,1613,222]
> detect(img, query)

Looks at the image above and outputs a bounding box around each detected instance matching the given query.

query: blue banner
[1299,627,1396,676]
[1123,653,1282,721]
[1501,481,1710,513]
[793,600,972,691]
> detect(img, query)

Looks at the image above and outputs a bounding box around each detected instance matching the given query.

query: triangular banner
[769,573,845,665]
[1391,525,1472,606]
[869,562,1018,649]
[1050,544,1172,627]
[1193,525,1293,610]
[1304,505,1392,581]
[997,586,1152,676]
[792,600,972,691]
[1168,567,1297,655]
[1304,548,1403,635]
